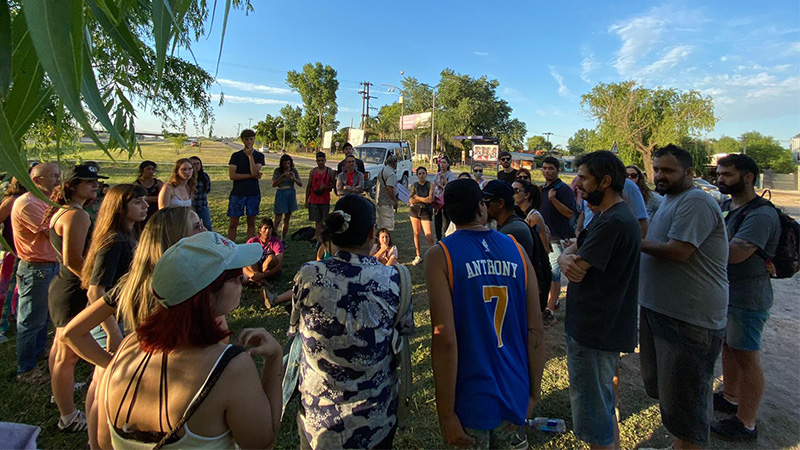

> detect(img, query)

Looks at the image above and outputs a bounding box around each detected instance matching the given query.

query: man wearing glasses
[497,151,518,184]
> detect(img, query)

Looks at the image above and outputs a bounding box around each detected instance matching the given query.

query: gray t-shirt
[639,187,729,330]
[498,215,534,259]
[723,200,780,310]
[377,166,397,207]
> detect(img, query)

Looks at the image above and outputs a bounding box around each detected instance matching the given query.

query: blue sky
[136,0,800,148]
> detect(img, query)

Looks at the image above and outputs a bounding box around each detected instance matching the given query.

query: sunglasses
[473,169,483,173]
[500,157,511,162]
[627,173,639,179]
[513,188,523,193]
[516,176,530,180]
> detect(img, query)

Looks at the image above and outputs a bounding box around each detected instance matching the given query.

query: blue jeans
[16,261,58,374]
[194,204,213,231]
[566,333,620,446]
[548,241,564,282]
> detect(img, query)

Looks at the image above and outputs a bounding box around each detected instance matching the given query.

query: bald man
[12,163,60,384]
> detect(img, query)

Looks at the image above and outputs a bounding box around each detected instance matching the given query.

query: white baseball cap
[152,232,262,307]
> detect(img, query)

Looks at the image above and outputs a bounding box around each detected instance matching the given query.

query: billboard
[472,144,499,162]
[401,112,432,130]
[348,128,366,146]
[322,131,334,150]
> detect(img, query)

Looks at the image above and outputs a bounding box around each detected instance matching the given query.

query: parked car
[188,138,200,147]
[694,178,729,203]
[356,141,413,199]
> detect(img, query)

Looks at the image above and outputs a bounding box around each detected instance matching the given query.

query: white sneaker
[411,256,423,266]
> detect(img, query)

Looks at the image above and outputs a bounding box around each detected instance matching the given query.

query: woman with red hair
[97,232,283,449]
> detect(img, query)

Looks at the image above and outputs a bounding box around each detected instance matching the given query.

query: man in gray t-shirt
[376,154,398,231]
[482,180,535,257]
[638,145,728,448]
[710,154,781,442]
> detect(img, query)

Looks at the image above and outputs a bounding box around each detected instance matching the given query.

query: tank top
[49,207,91,281]
[308,168,333,204]
[438,228,530,429]
[106,342,240,450]
[168,196,192,208]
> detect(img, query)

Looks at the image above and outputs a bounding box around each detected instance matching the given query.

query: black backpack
[725,195,800,279]
[291,226,317,242]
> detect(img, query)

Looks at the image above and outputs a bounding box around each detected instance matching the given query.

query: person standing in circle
[190,156,213,231]
[46,163,108,432]
[433,156,457,241]
[408,166,435,265]
[133,161,163,222]
[272,154,302,242]
[227,129,264,241]
[158,158,196,209]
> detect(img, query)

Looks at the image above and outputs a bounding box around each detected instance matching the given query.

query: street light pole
[282,119,286,151]
[381,83,405,142]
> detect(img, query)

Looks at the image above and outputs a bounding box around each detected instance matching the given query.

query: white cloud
[720,56,728,62]
[474,51,490,56]
[609,14,664,76]
[213,93,300,106]
[216,78,294,95]
[580,47,600,83]
[638,45,693,76]
[549,67,573,97]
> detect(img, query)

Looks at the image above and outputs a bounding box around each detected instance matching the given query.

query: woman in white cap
[96,232,283,449]
[290,194,414,449]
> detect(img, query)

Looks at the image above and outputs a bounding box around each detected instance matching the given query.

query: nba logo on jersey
[481,239,491,254]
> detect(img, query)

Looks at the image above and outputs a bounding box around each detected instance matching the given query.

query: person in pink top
[11,162,60,384]
[244,217,285,285]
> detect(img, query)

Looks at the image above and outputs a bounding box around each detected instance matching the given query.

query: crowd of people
[0,132,787,449]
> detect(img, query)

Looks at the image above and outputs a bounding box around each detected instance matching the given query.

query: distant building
[791,137,800,162]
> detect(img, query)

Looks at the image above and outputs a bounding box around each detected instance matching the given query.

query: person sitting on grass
[245,217,284,285]
[370,228,398,266]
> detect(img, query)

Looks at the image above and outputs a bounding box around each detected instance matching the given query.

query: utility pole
[358,81,376,130]
[319,107,323,147]
[542,132,553,142]
[236,122,242,137]
[282,119,286,151]
[247,117,253,128]
[431,90,436,155]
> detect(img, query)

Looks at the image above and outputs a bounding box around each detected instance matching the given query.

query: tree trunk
[641,148,654,183]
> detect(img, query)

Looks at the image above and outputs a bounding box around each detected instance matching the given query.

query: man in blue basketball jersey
[425,178,546,448]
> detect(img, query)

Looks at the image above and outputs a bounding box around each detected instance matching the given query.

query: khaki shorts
[376,205,395,231]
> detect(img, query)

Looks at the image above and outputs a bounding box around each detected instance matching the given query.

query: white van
[355,141,413,199]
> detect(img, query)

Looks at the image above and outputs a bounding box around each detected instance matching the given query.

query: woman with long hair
[190,156,213,231]
[158,158,196,209]
[625,164,662,218]
[0,177,27,341]
[272,154,302,241]
[96,232,282,448]
[408,166,434,266]
[45,164,107,432]
[133,161,163,221]
[290,194,413,449]
[433,156,456,241]
[512,179,551,252]
[370,228,399,266]
[70,184,148,448]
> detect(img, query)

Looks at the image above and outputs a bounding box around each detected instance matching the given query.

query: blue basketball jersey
[439,228,530,430]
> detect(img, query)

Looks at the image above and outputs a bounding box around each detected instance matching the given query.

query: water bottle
[527,417,566,433]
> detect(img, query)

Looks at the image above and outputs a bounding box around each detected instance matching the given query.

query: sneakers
[58,410,88,433]
[16,367,49,385]
[542,309,556,327]
[713,392,739,415]
[711,417,757,442]
[261,286,278,309]
[411,256,423,266]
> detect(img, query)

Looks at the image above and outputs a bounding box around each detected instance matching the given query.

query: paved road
[224,143,340,171]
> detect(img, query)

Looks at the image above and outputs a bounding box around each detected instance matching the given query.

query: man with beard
[557,151,640,449]
[639,144,729,449]
[497,151,518,184]
[711,154,780,442]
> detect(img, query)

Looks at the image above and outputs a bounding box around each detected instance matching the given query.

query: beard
[584,188,605,206]
[718,178,745,195]
[655,173,687,195]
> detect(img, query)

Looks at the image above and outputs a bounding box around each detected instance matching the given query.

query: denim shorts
[639,306,724,447]
[228,194,260,217]
[565,333,620,446]
[726,305,770,351]
[273,189,298,215]
[548,241,564,281]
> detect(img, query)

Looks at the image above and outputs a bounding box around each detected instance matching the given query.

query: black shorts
[409,204,433,221]
[48,270,88,327]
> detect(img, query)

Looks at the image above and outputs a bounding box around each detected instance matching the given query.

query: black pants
[434,209,449,241]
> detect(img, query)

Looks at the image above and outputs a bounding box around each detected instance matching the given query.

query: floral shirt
[289,251,414,449]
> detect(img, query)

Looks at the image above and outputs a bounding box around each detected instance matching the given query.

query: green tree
[498,119,527,152]
[165,133,188,155]
[0,0,252,195]
[286,62,339,145]
[741,131,797,173]
[526,135,553,153]
[254,114,282,149]
[567,128,603,156]
[581,81,716,178]
[278,104,302,147]
[712,136,742,155]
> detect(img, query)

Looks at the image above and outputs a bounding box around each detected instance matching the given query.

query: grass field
[3,145,787,449]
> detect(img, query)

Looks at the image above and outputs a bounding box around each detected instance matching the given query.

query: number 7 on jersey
[483,286,508,348]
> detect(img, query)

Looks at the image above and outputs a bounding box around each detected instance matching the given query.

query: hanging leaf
[81,38,129,148]
[22,0,104,148]
[0,105,41,197]
[87,0,149,69]
[0,0,11,97]
[151,0,172,88]
[214,0,232,75]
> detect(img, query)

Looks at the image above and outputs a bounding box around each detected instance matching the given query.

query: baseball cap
[482,179,514,204]
[62,163,109,182]
[443,178,483,217]
[152,232,262,307]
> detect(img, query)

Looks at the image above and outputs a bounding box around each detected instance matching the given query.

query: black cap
[62,163,109,182]
[444,178,483,217]
[482,179,514,204]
